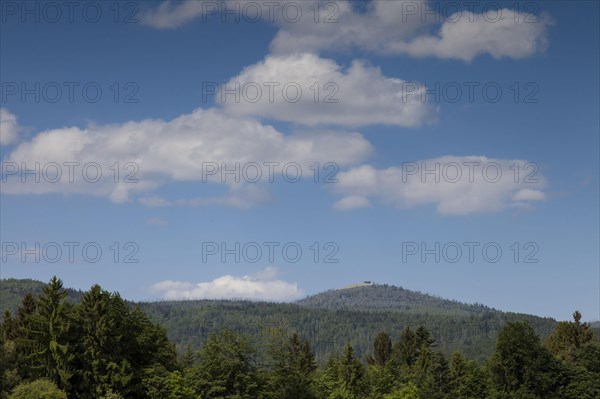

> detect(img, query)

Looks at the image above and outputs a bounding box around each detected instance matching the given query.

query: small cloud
[333,195,370,211]
[140,0,206,29]
[512,189,545,202]
[139,184,272,210]
[150,267,304,302]
[0,108,22,146]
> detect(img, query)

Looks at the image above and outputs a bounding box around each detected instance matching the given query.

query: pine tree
[27,277,73,390]
[367,332,392,366]
[393,327,418,368]
[339,344,365,398]
[265,331,316,399]
[73,285,133,398]
[546,311,595,363]
[189,330,259,399]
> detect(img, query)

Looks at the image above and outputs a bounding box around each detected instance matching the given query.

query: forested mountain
[297,284,499,316]
[0,279,557,362]
[138,298,558,363]
[0,279,83,314]
[1,277,599,399]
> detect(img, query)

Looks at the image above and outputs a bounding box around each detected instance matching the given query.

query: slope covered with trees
[296,284,494,316]
[1,277,599,399]
[0,279,561,362]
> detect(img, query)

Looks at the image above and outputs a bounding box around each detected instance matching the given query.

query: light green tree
[8,379,67,399]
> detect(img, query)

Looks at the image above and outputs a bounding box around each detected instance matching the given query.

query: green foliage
[490,322,565,398]
[141,365,195,399]
[187,330,259,399]
[0,280,83,315]
[264,331,317,399]
[366,331,392,366]
[545,310,595,362]
[8,379,67,399]
[393,327,418,368]
[1,278,598,399]
[449,352,490,398]
[339,344,366,397]
[1,279,562,363]
[1,278,177,399]
[27,277,73,389]
[384,382,420,399]
[99,388,124,399]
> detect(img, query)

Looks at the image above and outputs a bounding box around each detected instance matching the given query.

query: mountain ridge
[0,277,563,363]
[1,278,548,321]
[296,283,504,318]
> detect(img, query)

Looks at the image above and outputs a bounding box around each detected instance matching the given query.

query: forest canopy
[1,277,599,399]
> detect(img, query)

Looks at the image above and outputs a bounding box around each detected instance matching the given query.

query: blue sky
[1,0,598,321]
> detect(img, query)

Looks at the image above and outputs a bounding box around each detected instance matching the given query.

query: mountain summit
[296,283,492,317]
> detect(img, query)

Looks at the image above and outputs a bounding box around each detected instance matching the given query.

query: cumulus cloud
[332,156,546,215]
[141,1,552,62]
[270,2,553,62]
[150,267,304,301]
[2,108,373,205]
[386,9,553,62]
[0,108,22,146]
[219,53,434,127]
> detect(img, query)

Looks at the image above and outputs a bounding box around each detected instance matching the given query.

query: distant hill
[0,279,84,314]
[296,283,495,317]
[1,278,562,363]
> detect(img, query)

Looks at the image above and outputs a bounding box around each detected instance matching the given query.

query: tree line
[1,277,598,399]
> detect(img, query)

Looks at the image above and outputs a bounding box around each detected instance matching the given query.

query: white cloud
[270,2,552,62]
[512,188,546,202]
[150,267,304,301]
[220,53,434,127]
[140,184,272,209]
[333,195,370,211]
[386,9,552,62]
[141,1,552,62]
[269,0,428,55]
[140,0,208,29]
[0,108,22,146]
[333,156,547,215]
[2,108,373,206]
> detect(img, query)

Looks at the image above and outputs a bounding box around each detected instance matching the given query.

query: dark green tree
[264,331,316,399]
[490,322,565,398]
[27,277,73,390]
[366,332,392,366]
[339,344,365,398]
[188,330,260,399]
[394,327,418,368]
